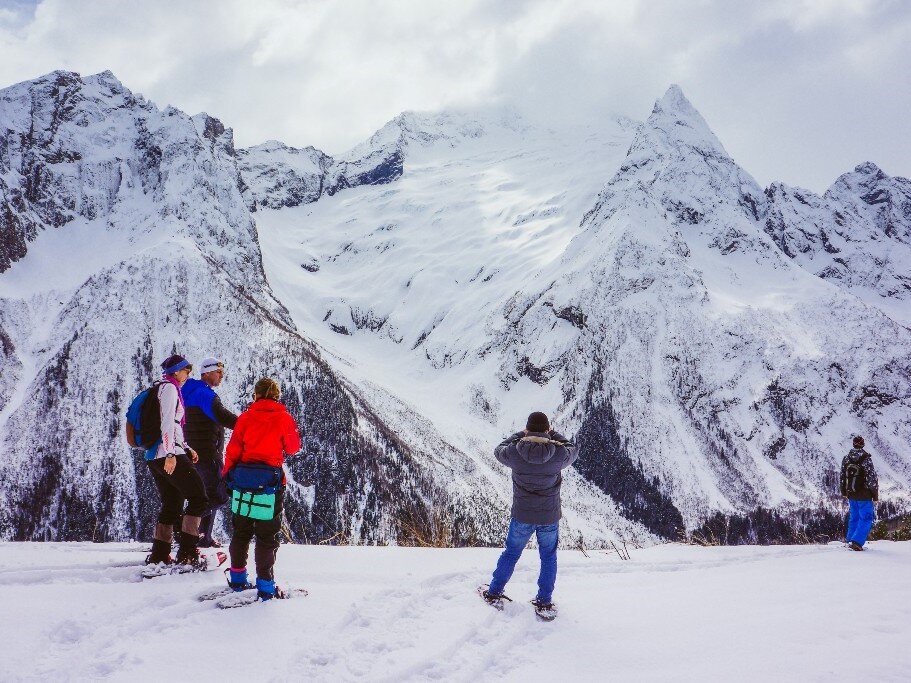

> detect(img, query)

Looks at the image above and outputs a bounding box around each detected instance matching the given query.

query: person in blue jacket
[182,357,238,547]
[482,411,578,613]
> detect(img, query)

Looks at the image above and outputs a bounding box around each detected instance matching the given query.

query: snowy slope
[765,162,911,325]
[251,86,911,535]
[2,540,910,681]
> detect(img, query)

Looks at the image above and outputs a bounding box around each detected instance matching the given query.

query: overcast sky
[0,0,908,192]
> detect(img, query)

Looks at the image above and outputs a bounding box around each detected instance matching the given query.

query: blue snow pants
[846,499,875,547]
[488,518,559,603]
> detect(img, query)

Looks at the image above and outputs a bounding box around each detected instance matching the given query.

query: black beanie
[853,435,864,448]
[526,411,550,433]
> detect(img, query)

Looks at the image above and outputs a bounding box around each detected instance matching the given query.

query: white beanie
[200,357,225,373]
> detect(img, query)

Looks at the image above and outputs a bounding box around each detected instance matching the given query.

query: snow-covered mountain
[1,70,909,545]
[3,71,633,546]
[765,162,911,324]
[250,86,911,539]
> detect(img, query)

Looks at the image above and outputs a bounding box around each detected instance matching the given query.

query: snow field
[2,541,909,681]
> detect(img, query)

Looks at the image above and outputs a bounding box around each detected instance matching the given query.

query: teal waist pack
[226,463,283,521]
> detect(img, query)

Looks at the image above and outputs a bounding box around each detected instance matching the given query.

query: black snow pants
[229,489,284,581]
[147,455,209,526]
[195,457,228,543]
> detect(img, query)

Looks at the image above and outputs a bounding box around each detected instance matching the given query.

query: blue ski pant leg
[488,519,535,596]
[845,504,859,542]
[535,523,559,603]
[848,500,875,546]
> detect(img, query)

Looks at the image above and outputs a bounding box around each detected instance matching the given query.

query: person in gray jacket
[482,411,578,612]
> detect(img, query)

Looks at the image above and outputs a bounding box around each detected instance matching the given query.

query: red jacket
[222,399,301,480]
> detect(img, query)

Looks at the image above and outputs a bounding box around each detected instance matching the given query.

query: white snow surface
[1,540,909,681]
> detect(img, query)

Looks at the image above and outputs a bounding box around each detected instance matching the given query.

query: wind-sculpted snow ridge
[237,108,529,211]
[765,162,911,325]
[0,70,575,546]
[255,84,911,540]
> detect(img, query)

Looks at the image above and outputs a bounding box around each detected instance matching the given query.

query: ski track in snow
[3,542,911,682]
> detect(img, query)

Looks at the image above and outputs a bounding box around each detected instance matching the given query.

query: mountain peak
[646,84,727,158]
[655,84,692,113]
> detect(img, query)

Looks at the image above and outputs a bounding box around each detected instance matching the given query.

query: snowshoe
[215,586,307,609]
[144,553,174,566]
[198,586,240,602]
[478,585,511,611]
[531,599,558,622]
[141,551,226,579]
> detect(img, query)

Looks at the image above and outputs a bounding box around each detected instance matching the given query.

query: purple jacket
[494,431,579,525]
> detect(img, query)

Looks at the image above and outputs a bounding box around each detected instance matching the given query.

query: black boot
[146,539,173,565]
[176,531,204,568]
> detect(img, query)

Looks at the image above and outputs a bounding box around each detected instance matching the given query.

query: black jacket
[181,378,238,463]
[494,431,579,525]
[840,448,879,501]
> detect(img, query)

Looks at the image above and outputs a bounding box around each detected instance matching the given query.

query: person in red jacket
[222,377,301,599]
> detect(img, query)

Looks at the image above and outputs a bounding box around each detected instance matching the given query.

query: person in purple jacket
[481,411,578,616]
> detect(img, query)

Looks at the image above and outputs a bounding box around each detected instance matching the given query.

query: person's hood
[516,431,557,464]
[846,448,868,463]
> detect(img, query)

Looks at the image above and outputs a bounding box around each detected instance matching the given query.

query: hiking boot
[176,549,207,569]
[226,567,254,592]
[481,589,505,604]
[256,579,284,600]
[848,541,864,551]
[176,529,204,566]
[478,586,511,610]
[146,539,174,565]
[531,598,558,621]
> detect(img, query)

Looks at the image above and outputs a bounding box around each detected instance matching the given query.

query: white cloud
[0,0,908,192]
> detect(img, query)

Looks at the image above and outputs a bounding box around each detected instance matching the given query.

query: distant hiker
[222,377,301,600]
[146,354,209,567]
[183,357,238,548]
[481,411,578,618]
[840,435,879,551]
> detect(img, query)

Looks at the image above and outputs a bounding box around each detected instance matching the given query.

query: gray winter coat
[494,431,579,525]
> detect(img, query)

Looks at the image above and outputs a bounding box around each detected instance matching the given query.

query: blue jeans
[488,518,559,603]
[846,499,875,546]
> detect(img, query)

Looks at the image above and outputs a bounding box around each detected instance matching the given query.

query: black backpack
[843,453,870,495]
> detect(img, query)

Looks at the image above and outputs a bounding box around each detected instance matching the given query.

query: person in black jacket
[182,357,238,548]
[840,435,879,551]
[482,411,578,612]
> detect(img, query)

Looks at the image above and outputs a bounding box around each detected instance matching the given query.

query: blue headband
[163,359,191,374]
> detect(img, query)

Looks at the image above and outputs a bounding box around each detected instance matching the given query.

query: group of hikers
[134,352,881,609]
[138,354,300,600]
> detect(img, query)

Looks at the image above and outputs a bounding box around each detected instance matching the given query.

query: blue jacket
[494,431,579,525]
[181,378,237,462]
